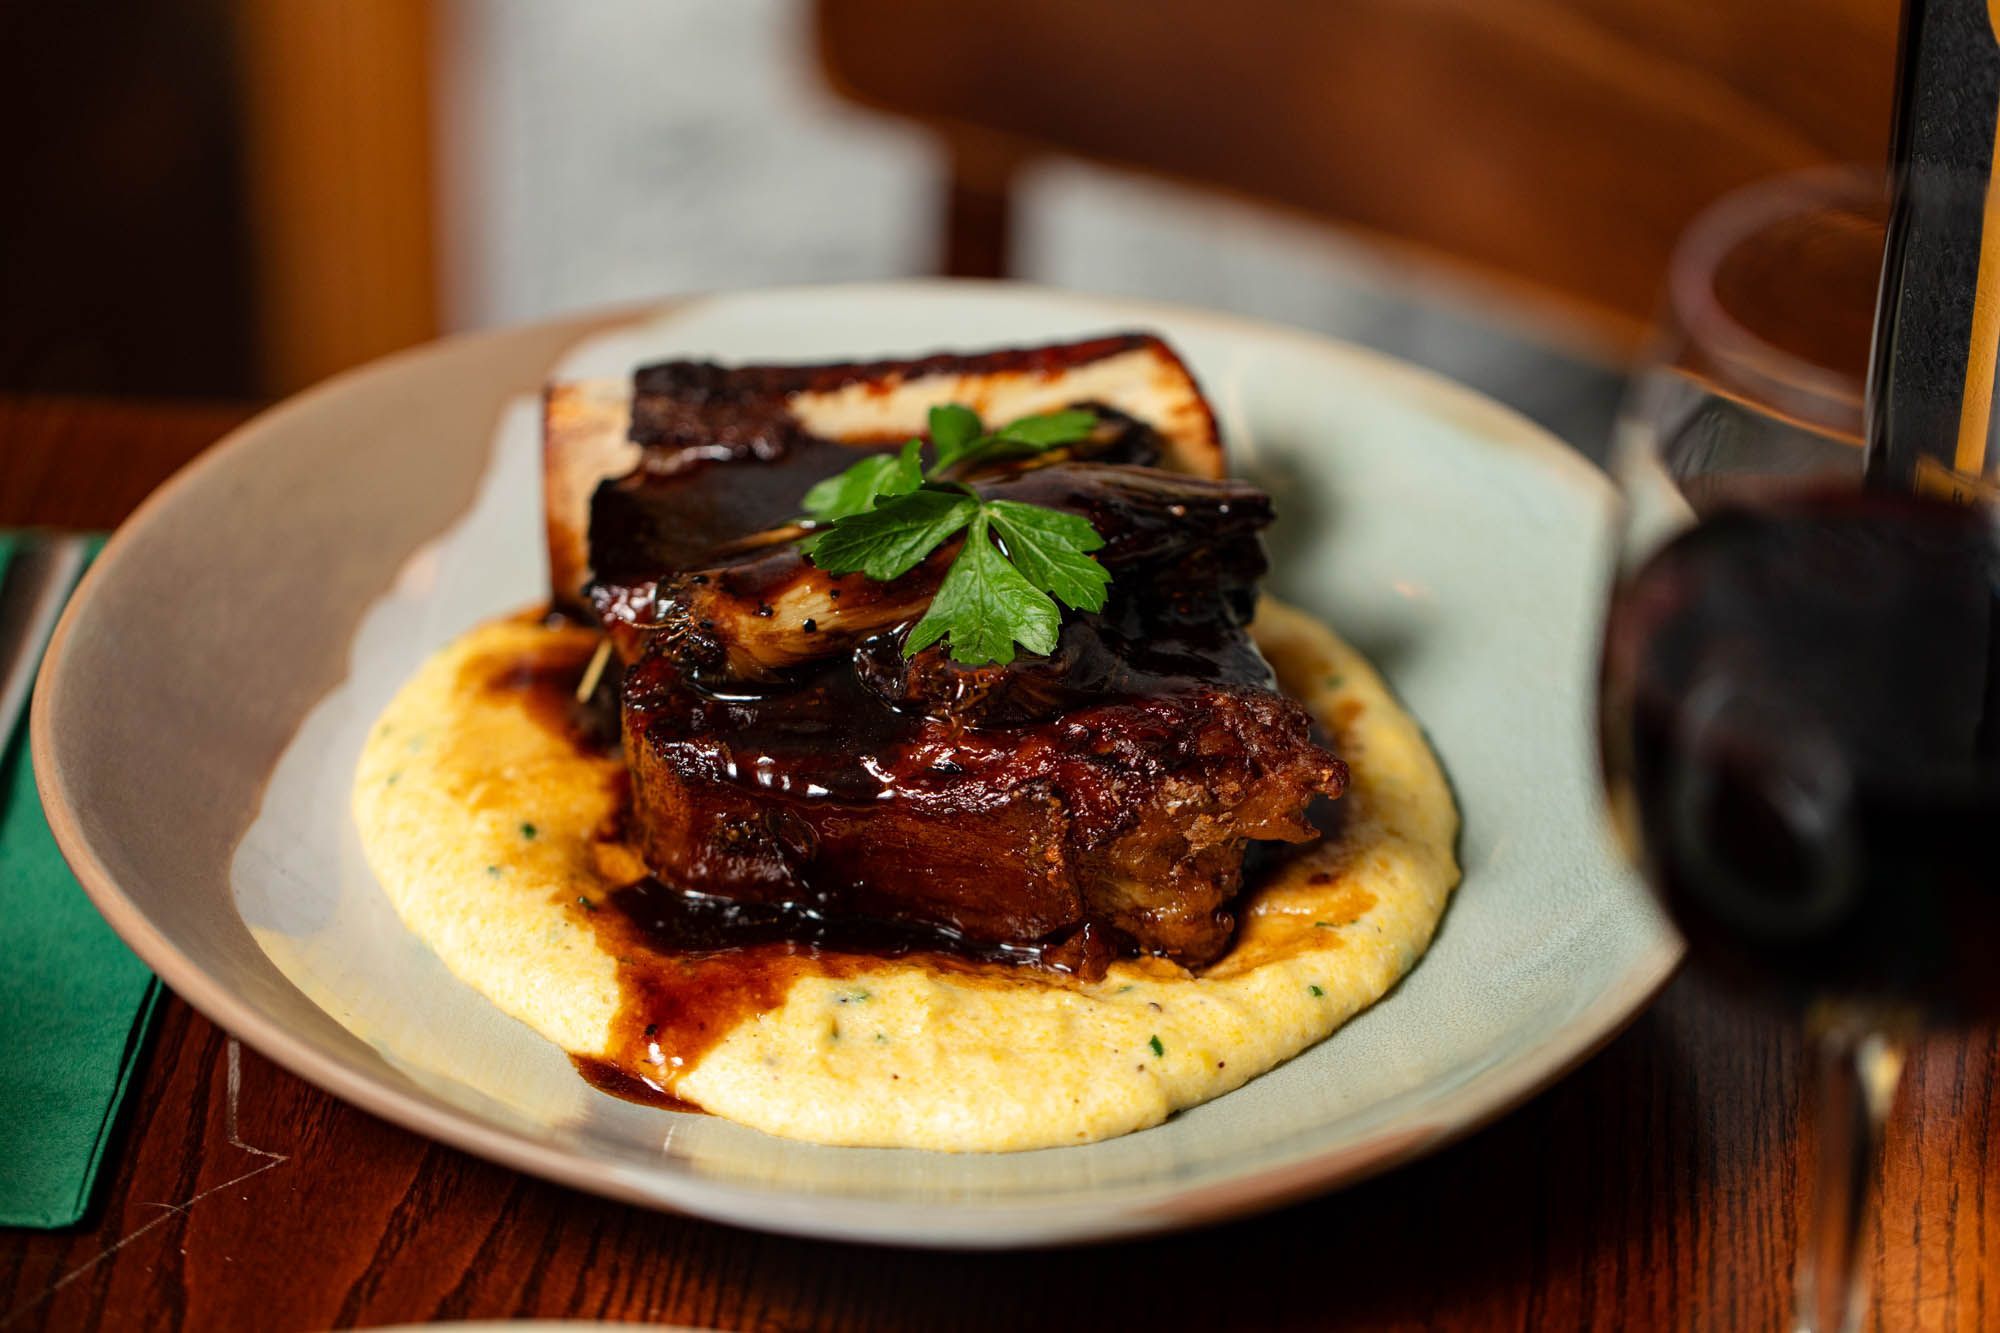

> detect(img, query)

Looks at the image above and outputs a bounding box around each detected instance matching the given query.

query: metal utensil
[0,533,89,745]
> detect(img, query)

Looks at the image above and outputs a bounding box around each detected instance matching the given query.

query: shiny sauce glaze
[594,417,1341,979]
[497,405,1333,1106]
[618,465,1282,807]
[487,636,1106,1108]
[575,880,1095,1108]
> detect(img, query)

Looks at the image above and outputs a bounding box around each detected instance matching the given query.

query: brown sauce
[605,876,1084,966]
[570,1055,706,1113]
[473,624,620,753]
[479,632,1096,1105]
[596,939,856,1101]
[489,617,1328,1110]
[580,878,1085,1104]
[590,433,878,583]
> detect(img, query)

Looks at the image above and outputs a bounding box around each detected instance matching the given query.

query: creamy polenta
[352,599,1458,1151]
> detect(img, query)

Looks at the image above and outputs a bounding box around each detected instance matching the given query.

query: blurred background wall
[437,0,933,329]
[0,0,256,397]
[0,0,1899,448]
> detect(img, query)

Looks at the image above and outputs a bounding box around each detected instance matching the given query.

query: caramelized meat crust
[625,667,1338,970]
[602,451,1346,972]
[567,338,1345,973]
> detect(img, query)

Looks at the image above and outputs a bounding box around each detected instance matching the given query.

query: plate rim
[31,279,1681,1247]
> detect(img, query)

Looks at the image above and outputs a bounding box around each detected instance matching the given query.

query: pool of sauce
[490,458,1339,1111]
[485,632,1121,1107]
[481,623,621,753]
[478,613,1345,1110]
[570,1056,706,1112]
[576,882,1111,1108]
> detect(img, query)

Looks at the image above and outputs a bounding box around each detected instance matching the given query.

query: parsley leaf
[800,438,923,521]
[944,407,1099,475]
[905,512,1060,665]
[994,408,1098,448]
[798,402,1108,664]
[927,403,984,471]
[803,489,978,581]
[986,499,1110,612]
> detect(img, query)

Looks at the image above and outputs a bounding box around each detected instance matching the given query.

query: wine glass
[1599,166,2000,1332]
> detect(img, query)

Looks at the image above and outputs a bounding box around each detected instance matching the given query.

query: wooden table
[2,396,1995,1332]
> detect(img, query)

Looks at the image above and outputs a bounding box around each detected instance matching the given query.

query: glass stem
[1796,1005,1906,1333]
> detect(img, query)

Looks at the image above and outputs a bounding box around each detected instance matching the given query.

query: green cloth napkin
[0,534,161,1229]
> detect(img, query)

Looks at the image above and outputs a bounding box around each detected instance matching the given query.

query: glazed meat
[601,468,1344,973]
[596,463,1273,680]
[568,338,1347,974]
[544,332,1224,614]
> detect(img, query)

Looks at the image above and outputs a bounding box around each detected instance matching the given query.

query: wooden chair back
[816,0,1900,349]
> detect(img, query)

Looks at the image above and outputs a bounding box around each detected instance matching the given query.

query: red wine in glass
[1602,1,2000,1326]
[1599,476,2000,1333]
[1601,486,2000,1023]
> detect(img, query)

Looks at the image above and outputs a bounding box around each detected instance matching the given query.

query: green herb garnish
[1309,984,1325,997]
[799,439,924,522]
[521,822,538,840]
[800,404,1106,666]
[1147,1035,1165,1058]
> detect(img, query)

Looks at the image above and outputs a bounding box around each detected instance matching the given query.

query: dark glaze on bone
[589,434,869,584]
[625,332,1198,450]
[524,345,1347,1106]
[477,641,1076,1106]
[621,463,1266,677]
[609,451,1342,970]
[589,376,1173,591]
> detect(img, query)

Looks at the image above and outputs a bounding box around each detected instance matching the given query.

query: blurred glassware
[1628,167,1881,506]
[1601,166,2000,1332]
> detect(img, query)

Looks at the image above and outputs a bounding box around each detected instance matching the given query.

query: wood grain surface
[2,399,1995,1332]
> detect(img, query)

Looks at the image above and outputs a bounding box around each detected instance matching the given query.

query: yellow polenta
[352,600,1459,1151]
